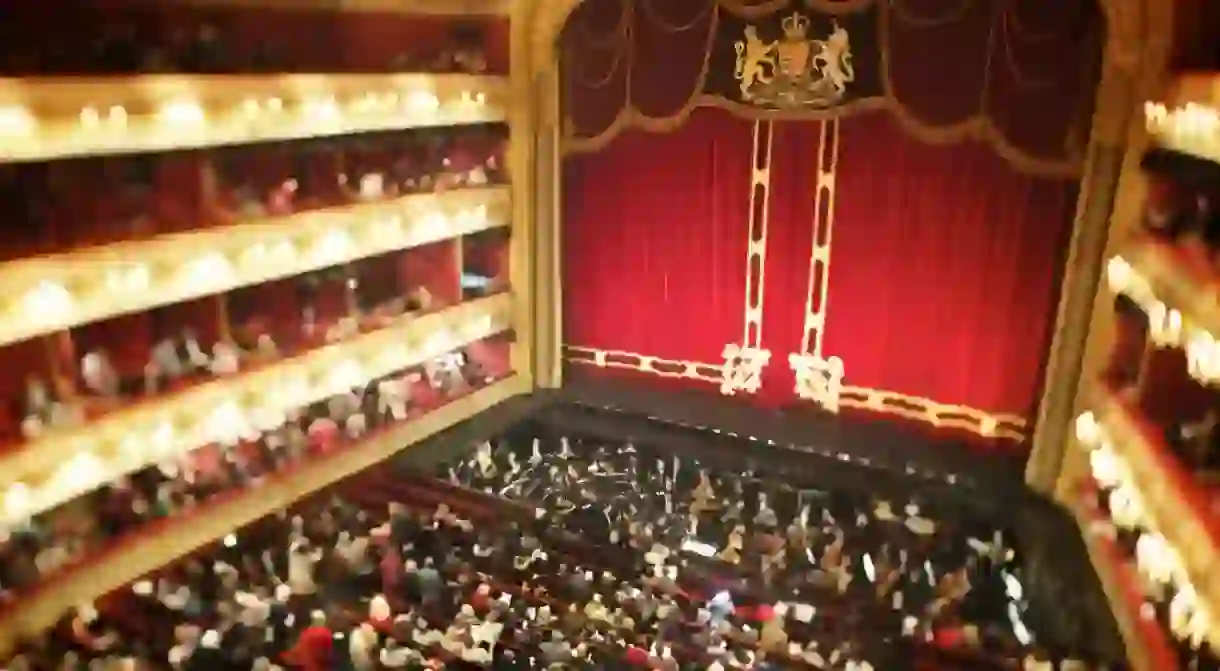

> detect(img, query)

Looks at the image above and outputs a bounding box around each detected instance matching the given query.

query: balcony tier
[1080,383,1220,646]
[1069,491,1180,671]
[0,374,527,655]
[0,185,508,348]
[0,73,507,162]
[1108,237,1220,343]
[0,293,513,524]
[1145,72,1220,166]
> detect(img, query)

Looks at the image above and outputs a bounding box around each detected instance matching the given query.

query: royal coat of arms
[733,13,855,108]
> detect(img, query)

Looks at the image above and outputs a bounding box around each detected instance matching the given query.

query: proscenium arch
[526,0,1177,495]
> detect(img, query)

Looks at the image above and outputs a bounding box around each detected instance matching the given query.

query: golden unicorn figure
[813,20,855,95]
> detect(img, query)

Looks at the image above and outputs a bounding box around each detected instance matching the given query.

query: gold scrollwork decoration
[889,0,975,28]
[563,0,722,153]
[640,0,716,32]
[999,10,1063,90]
[1004,0,1079,42]
[803,0,876,14]
[564,345,724,383]
[567,0,633,48]
[717,0,788,19]
[719,0,877,18]
[566,38,631,88]
[839,386,1028,441]
[562,0,1085,177]
[563,345,1028,440]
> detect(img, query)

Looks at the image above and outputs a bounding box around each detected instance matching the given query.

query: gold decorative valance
[561,0,1104,177]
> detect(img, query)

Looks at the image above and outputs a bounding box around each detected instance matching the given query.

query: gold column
[532,61,564,388]
[527,0,576,388]
[510,0,540,387]
[1026,0,1173,497]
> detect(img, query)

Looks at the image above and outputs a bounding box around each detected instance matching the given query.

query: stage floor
[556,378,1029,490]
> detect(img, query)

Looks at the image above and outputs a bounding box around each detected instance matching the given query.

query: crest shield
[777,13,812,77]
[732,13,856,109]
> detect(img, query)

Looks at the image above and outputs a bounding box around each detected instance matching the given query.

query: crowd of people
[437,436,1114,671]
[0,342,500,612]
[0,429,1122,670]
[1092,474,1219,669]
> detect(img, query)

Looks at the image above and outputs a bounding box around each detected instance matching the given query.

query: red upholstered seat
[150,154,207,235]
[468,336,512,380]
[230,278,302,353]
[400,242,462,308]
[72,312,153,385]
[1139,347,1213,428]
[298,148,353,210]
[0,338,52,445]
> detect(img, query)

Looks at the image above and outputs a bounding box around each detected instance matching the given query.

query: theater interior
[1,0,1220,669]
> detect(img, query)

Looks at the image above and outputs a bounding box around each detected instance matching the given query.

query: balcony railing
[0,374,527,654]
[0,73,508,162]
[1069,485,1181,671]
[1075,386,1220,650]
[0,186,509,348]
[0,293,513,525]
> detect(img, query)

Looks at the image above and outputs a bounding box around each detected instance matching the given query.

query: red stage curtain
[563,109,1076,418]
[563,108,754,371]
[817,112,1075,416]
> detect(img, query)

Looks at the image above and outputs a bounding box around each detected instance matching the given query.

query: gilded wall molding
[554,0,1093,177]
[1028,0,1174,498]
[532,64,565,388]
[510,0,540,385]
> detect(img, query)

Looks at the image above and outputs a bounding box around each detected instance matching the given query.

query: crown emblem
[781,12,810,39]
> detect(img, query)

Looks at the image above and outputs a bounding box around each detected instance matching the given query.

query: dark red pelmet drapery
[561,0,1101,439]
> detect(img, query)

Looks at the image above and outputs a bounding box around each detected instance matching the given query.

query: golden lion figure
[734,26,776,99]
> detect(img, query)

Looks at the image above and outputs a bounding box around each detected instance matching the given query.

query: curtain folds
[818,111,1075,417]
[562,108,1077,432]
[563,108,754,371]
[562,0,1103,177]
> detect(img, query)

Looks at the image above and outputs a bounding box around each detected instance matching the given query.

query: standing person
[284,611,333,671]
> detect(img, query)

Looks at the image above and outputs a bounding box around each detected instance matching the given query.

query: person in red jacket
[284,610,333,671]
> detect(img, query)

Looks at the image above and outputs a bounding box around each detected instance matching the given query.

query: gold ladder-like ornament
[720,120,775,396]
[789,118,844,411]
